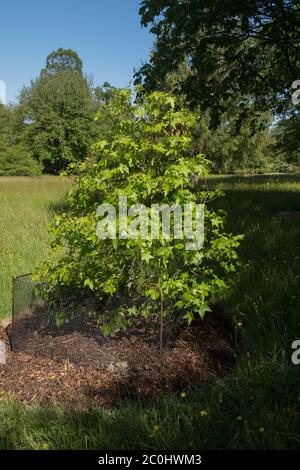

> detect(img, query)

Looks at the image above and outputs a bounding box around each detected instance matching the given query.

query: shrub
[39,90,242,333]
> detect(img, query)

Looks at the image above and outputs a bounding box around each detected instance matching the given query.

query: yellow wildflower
[150,425,160,438]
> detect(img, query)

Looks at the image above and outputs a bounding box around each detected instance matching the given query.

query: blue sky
[0,0,153,103]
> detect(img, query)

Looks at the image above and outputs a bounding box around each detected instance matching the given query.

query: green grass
[206,174,300,358]
[0,176,71,319]
[0,174,300,449]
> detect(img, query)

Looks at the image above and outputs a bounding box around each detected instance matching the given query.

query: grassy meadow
[0,173,300,449]
[0,176,71,319]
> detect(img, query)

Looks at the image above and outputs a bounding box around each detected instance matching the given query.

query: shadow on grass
[208,187,300,216]
[206,185,300,357]
[206,173,300,186]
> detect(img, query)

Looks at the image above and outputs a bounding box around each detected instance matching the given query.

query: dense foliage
[39,90,242,333]
[16,49,98,174]
[272,113,300,166]
[0,104,40,176]
[191,105,273,174]
[149,63,275,173]
[136,0,300,122]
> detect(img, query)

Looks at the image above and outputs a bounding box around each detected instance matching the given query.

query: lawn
[0,174,299,449]
[0,176,72,319]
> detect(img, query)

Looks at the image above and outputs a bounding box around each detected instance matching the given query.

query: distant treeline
[0,44,299,176]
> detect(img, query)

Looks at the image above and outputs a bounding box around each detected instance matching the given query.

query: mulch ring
[0,310,235,409]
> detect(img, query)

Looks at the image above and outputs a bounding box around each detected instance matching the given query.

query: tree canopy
[136,0,300,122]
[45,48,83,75]
[17,49,98,173]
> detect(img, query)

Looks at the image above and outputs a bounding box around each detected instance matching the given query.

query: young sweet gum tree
[40,90,242,334]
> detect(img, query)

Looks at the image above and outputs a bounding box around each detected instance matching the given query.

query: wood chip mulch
[0,311,234,409]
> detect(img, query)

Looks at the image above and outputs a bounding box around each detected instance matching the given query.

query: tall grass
[0,176,71,319]
[206,174,300,360]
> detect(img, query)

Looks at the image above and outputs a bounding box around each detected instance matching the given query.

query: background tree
[271,113,300,166]
[0,104,40,176]
[136,0,300,123]
[193,106,273,174]
[91,81,123,144]
[150,62,274,173]
[17,49,98,174]
[45,48,83,75]
[94,81,118,105]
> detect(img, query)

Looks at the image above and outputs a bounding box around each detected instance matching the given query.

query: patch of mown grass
[0,174,299,449]
[0,176,71,319]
